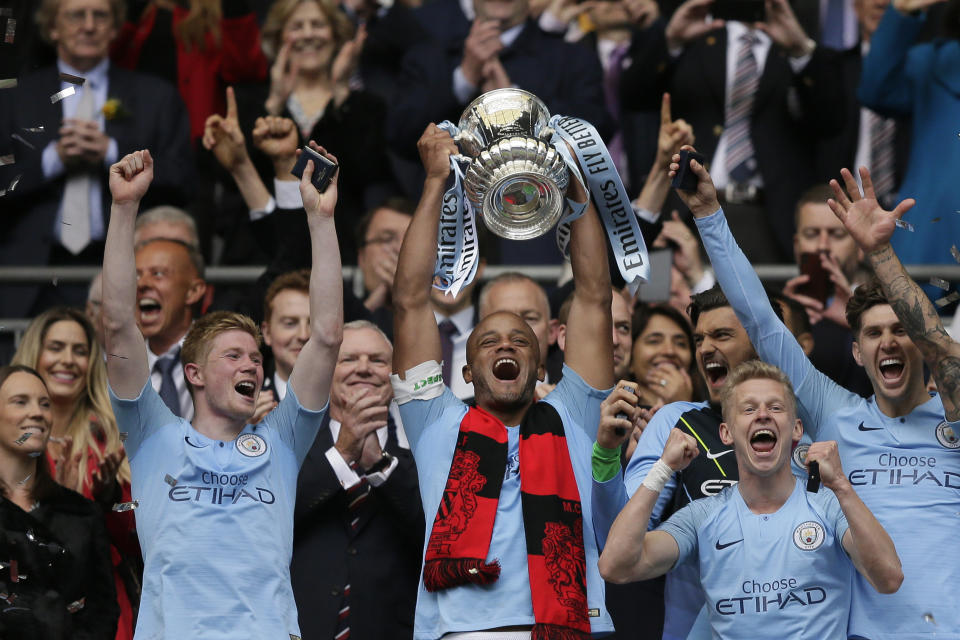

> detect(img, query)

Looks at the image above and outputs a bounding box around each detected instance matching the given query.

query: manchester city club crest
[793,521,825,551]
[236,433,267,457]
[792,443,810,468]
[935,421,960,449]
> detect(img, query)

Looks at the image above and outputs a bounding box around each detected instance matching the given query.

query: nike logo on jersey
[706,449,734,460]
[715,538,744,550]
[858,422,883,432]
[184,436,208,448]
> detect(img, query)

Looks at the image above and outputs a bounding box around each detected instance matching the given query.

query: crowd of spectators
[0,0,959,638]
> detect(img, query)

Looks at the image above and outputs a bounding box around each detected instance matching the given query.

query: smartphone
[712,0,766,22]
[796,252,834,305]
[636,248,673,303]
[615,385,636,436]
[291,146,338,193]
[671,149,705,192]
[806,460,821,493]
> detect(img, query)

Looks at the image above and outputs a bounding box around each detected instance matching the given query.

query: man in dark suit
[620,0,844,262]
[0,0,192,317]
[387,0,612,162]
[814,0,909,203]
[291,319,423,640]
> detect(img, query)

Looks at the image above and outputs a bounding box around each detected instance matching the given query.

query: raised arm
[391,125,458,376]
[564,177,614,390]
[102,151,152,399]
[599,427,700,583]
[806,440,903,594]
[286,143,343,411]
[828,167,960,420]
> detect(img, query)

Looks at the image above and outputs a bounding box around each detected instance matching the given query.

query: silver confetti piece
[24,530,35,542]
[16,473,31,485]
[66,597,85,613]
[930,277,951,290]
[10,133,34,150]
[4,18,15,44]
[935,292,960,308]
[52,277,58,286]
[119,431,128,442]
[27,451,42,457]
[14,432,32,445]
[894,218,914,232]
[0,78,15,89]
[7,173,20,192]
[112,500,139,512]
[0,153,13,166]
[164,474,177,487]
[952,246,960,264]
[50,86,76,104]
[923,612,937,625]
[931,217,941,223]
[58,72,85,86]
[21,126,43,133]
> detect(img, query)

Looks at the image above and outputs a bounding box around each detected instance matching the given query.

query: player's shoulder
[649,401,712,431]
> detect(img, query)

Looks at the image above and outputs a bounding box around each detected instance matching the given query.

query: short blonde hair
[261,0,354,61]
[719,361,797,424]
[182,312,262,395]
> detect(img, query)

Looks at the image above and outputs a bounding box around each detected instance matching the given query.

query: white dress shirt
[42,58,119,245]
[323,402,410,489]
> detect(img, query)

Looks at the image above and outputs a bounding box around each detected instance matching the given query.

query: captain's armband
[390,361,445,404]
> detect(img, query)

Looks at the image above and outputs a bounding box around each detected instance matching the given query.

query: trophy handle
[538,127,556,143]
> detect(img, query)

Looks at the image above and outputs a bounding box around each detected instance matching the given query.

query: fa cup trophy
[453,89,570,240]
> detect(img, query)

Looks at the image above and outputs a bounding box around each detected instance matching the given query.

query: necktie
[867,109,896,207]
[155,349,182,417]
[438,319,459,388]
[604,43,630,180]
[821,0,848,50]
[726,32,760,183]
[336,459,372,639]
[61,83,95,255]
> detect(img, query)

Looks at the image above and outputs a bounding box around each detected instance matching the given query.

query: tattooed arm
[827,167,960,420]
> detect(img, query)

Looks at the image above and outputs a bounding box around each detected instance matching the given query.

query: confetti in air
[894,219,914,232]
[923,613,937,625]
[4,18,15,44]
[0,78,15,89]
[952,246,960,264]
[16,473,31,485]
[21,126,44,133]
[0,154,13,166]
[935,292,960,308]
[164,474,177,487]
[14,432,32,445]
[58,72,85,85]
[119,432,128,442]
[66,598,86,613]
[112,501,139,512]
[10,132,34,150]
[930,277,951,291]
[50,86,76,104]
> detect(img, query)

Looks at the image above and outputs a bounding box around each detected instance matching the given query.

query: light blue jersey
[698,209,960,638]
[658,479,852,640]
[110,381,325,640]
[393,364,615,640]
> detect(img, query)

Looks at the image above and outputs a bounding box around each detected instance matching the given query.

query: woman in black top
[0,365,118,640]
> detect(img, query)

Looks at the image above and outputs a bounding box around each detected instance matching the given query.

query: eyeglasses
[60,9,113,27]
[363,232,403,248]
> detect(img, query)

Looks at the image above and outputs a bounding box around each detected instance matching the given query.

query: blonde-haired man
[102,146,342,639]
[600,361,902,640]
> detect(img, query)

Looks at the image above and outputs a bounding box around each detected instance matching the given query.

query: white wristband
[642,459,674,494]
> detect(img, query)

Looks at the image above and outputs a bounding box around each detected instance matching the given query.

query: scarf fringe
[423,558,501,592]
[531,623,591,640]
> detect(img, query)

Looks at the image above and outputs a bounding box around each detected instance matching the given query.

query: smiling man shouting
[600,361,902,640]
[390,124,616,639]
[102,146,342,639]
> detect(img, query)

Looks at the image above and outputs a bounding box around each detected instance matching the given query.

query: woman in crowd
[240,0,393,263]
[629,303,702,407]
[0,365,118,640]
[112,0,269,143]
[12,308,140,640]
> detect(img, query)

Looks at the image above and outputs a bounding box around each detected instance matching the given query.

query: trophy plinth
[455,89,569,240]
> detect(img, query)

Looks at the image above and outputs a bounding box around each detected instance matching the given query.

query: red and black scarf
[423,403,590,640]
